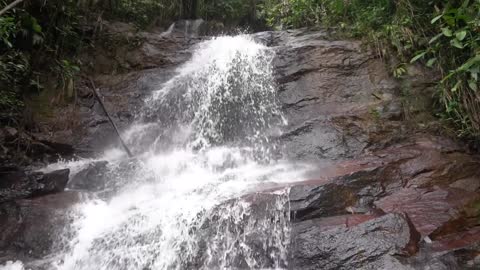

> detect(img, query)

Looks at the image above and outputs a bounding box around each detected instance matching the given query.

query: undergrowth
[261,0,480,140]
[0,0,83,120]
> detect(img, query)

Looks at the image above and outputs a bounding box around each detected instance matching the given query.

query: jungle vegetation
[1,0,479,140]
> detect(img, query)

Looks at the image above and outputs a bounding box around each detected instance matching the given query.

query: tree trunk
[250,0,257,24]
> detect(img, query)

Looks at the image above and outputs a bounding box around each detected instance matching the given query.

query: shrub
[0,0,84,115]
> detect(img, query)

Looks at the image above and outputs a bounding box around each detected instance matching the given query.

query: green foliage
[369,106,381,121]
[0,16,17,48]
[393,63,408,79]
[107,0,259,28]
[109,0,182,27]
[261,0,480,139]
[424,1,480,137]
[199,0,255,25]
[0,50,28,110]
[53,59,81,102]
[260,0,397,30]
[0,0,85,114]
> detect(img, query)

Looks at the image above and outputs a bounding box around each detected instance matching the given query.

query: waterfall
[7,35,311,270]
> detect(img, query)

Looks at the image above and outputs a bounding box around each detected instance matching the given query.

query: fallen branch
[0,0,23,17]
[87,78,134,158]
[371,93,383,100]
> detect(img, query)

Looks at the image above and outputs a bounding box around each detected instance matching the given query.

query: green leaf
[472,70,478,81]
[31,19,42,33]
[457,55,480,71]
[442,27,453,37]
[455,30,467,41]
[451,39,464,49]
[426,58,437,67]
[429,33,443,44]
[431,14,443,24]
[468,80,478,91]
[410,51,426,63]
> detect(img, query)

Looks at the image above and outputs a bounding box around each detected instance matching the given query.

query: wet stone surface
[290,213,419,270]
[0,168,70,203]
[253,29,480,269]
[0,192,83,263]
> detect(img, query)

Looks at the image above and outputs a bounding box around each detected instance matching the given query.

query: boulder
[0,127,75,164]
[68,161,109,191]
[0,168,70,203]
[67,159,145,194]
[35,169,70,195]
[0,191,83,264]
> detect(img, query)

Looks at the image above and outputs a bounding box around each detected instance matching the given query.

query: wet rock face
[283,137,480,269]
[0,168,70,203]
[0,127,75,165]
[36,21,199,154]
[185,193,290,269]
[253,30,402,160]
[0,192,82,263]
[68,161,109,191]
[291,213,419,270]
[0,167,71,263]
[249,29,480,269]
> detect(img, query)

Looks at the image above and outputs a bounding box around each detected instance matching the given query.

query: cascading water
[2,35,311,270]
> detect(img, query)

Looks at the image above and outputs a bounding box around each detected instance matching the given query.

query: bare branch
[0,0,24,17]
[88,77,134,158]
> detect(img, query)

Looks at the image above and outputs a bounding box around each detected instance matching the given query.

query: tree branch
[0,0,24,17]
[88,78,134,158]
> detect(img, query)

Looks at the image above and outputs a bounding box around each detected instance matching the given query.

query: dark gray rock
[183,193,290,269]
[254,30,402,160]
[290,213,420,270]
[0,168,70,203]
[0,192,83,264]
[36,169,70,195]
[289,182,358,221]
[68,161,109,191]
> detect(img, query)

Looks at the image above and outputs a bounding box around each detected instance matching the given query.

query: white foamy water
[0,261,24,270]
[18,35,312,270]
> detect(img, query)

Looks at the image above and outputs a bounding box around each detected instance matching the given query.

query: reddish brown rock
[431,227,480,252]
[375,187,480,237]
[292,214,379,234]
